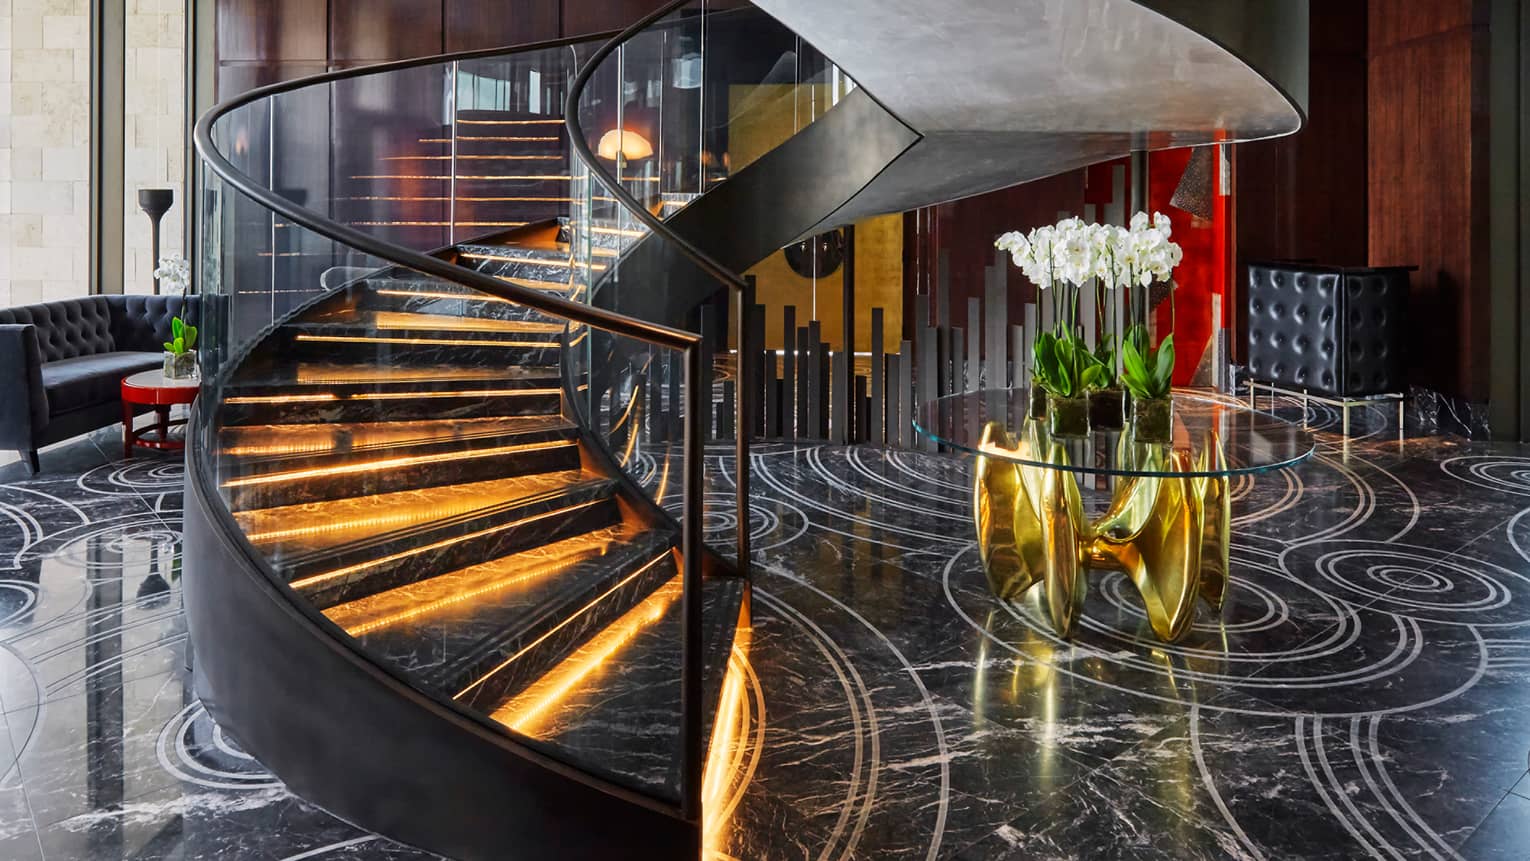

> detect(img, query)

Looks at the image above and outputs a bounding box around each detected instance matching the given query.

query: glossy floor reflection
[2,403,1529,859]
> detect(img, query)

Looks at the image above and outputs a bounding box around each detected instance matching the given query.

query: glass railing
[567,0,863,567]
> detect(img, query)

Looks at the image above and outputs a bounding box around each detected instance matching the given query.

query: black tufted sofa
[1245,263,1410,398]
[0,295,199,473]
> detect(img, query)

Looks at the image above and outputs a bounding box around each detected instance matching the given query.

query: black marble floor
[2,402,1529,859]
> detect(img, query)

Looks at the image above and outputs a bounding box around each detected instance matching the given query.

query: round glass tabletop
[914,388,1316,478]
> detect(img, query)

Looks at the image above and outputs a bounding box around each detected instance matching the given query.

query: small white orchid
[154,254,192,295]
[996,211,1182,294]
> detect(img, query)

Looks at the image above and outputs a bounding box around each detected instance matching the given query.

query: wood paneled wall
[1233,0,1492,402]
[215,0,666,98]
[1368,0,1490,401]
[1232,3,1369,364]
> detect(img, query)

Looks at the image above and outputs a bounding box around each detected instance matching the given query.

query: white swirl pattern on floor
[0,411,1526,859]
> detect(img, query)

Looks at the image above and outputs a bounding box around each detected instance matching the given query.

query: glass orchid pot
[1028,379,1048,419]
[1130,395,1174,444]
[163,351,196,380]
[1089,386,1125,430]
[1046,392,1091,439]
[162,316,198,380]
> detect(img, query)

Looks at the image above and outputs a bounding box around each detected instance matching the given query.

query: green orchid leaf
[1081,365,1106,390]
[163,341,175,352]
[184,324,198,351]
[1153,334,1176,395]
[1124,324,1147,357]
[1122,340,1147,381]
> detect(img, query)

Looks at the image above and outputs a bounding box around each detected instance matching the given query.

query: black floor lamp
[138,188,174,295]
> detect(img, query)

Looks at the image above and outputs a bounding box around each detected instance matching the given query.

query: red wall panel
[1151,148,1228,385]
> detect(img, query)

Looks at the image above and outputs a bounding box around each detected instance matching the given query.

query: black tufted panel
[1340,271,1407,395]
[1246,263,1409,397]
[0,298,117,363]
[110,295,200,352]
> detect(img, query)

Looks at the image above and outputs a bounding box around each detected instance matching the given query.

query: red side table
[121,369,199,458]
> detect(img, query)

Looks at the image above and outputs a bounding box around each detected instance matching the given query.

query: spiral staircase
[183,1,1308,858]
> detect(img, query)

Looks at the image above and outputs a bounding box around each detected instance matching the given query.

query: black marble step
[219,414,573,461]
[485,576,748,800]
[219,416,580,505]
[276,310,564,368]
[446,543,678,716]
[354,278,564,324]
[333,525,678,705]
[220,367,564,426]
[219,413,587,508]
[455,245,578,285]
[276,476,622,611]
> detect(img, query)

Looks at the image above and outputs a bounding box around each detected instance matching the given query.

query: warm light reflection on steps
[222,438,574,489]
[365,313,564,333]
[703,607,758,860]
[456,118,565,126]
[292,334,560,349]
[288,365,546,384]
[221,416,567,458]
[234,470,588,545]
[488,571,680,736]
[225,387,561,406]
[418,136,561,143]
[289,499,607,590]
[323,528,627,636]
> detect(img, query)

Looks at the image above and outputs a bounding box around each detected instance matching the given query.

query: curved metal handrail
[564,0,747,295]
[565,0,753,573]
[191,26,714,825]
[193,38,697,353]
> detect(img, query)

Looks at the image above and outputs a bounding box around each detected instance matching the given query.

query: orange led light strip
[456,118,565,125]
[376,288,510,304]
[292,334,559,348]
[417,135,562,143]
[488,571,680,735]
[226,387,560,405]
[339,195,575,203]
[329,533,618,636]
[223,438,572,489]
[383,154,564,161]
[350,174,574,181]
[289,499,603,591]
[367,313,562,333]
[458,251,574,267]
[348,221,529,228]
[459,554,671,701]
[494,277,578,292]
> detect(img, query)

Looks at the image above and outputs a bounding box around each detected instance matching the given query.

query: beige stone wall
[1,0,94,307]
[123,0,183,294]
[0,0,186,305]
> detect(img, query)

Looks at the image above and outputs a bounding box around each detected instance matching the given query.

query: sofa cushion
[110,295,199,353]
[0,297,116,362]
[41,352,162,415]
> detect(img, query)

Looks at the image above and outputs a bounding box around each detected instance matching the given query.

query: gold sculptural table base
[973,421,1231,643]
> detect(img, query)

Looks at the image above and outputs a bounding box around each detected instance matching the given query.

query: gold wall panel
[728,84,904,352]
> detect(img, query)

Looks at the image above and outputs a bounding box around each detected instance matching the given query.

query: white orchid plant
[153,253,197,365]
[995,212,1183,401]
[153,254,192,296]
